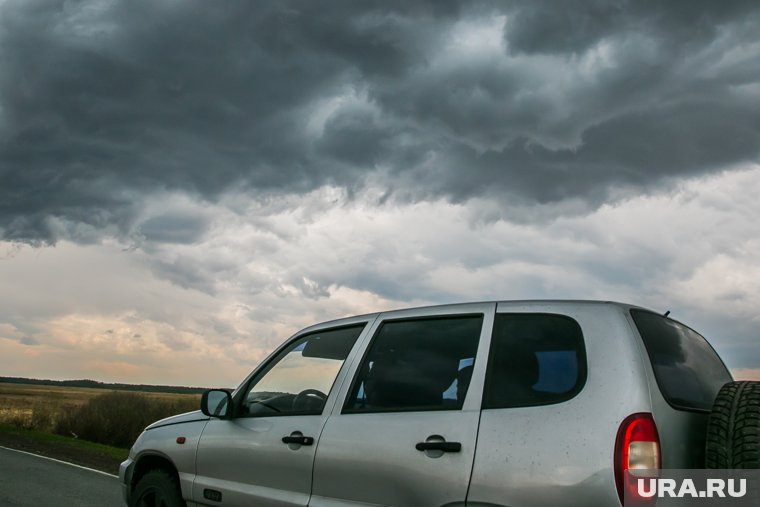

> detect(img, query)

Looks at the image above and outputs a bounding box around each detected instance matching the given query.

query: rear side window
[344,315,483,413]
[631,310,732,412]
[483,313,586,409]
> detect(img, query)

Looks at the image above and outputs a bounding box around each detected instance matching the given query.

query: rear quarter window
[631,309,732,412]
[483,313,587,409]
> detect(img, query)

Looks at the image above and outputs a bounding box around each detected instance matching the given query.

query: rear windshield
[631,310,732,412]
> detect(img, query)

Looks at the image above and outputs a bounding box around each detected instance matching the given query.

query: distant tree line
[0,376,211,395]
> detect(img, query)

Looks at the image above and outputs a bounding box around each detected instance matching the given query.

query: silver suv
[119,300,748,507]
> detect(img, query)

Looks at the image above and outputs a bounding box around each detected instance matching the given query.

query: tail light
[615,413,661,505]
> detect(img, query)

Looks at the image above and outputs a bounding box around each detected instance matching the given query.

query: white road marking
[0,445,119,478]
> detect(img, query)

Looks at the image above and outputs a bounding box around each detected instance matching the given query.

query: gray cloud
[504,0,758,56]
[1,0,759,243]
[19,336,39,346]
[138,212,209,245]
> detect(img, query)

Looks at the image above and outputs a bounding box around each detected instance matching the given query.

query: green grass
[0,422,129,461]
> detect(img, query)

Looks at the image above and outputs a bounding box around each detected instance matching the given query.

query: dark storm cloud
[504,0,756,55]
[138,212,209,245]
[1,0,759,243]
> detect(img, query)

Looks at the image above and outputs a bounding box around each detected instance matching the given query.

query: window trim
[341,313,485,415]
[233,323,367,418]
[481,312,588,410]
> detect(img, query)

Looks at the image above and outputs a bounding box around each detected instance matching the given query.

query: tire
[130,469,185,507]
[705,381,760,468]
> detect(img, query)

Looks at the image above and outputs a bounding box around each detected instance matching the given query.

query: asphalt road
[0,446,122,506]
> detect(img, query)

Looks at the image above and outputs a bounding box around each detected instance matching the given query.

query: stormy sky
[1,0,758,386]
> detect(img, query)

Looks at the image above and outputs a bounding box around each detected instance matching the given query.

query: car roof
[303,299,654,332]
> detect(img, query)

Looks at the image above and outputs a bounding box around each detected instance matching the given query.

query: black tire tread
[706,380,760,468]
[129,468,185,507]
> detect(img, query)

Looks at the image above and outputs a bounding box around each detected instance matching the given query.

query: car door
[467,309,599,507]
[310,303,495,507]
[193,319,372,507]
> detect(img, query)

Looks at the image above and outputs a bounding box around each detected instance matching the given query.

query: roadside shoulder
[0,423,127,475]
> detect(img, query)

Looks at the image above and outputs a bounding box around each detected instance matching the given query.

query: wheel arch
[130,451,181,493]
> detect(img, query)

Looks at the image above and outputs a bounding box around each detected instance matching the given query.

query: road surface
[0,446,122,506]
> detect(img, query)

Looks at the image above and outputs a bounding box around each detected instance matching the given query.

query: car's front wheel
[130,469,185,507]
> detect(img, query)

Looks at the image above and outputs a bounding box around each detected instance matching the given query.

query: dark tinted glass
[631,310,732,412]
[344,315,483,413]
[483,313,586,409]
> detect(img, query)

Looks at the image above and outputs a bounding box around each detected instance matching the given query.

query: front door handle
[282,431,314,446]
[415,441,461,453]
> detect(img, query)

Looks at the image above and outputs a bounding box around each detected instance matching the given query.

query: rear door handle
[415,441,461,453]
[282,431,314,446]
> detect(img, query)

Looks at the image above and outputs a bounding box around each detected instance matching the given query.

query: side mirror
[201,389,233,419]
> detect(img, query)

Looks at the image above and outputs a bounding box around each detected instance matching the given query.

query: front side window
[240,324,365,417]
[344,315,483,413]
[483,313,586,409]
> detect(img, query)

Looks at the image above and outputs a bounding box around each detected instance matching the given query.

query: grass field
[0,382,201,434]
[0,382,202,473]
[0,382,202,450]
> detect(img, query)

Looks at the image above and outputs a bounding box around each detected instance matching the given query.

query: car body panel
[311,303,495,507]
[468,302,649,507]
[191,315,376,507]
[121,415,209,502]
[145,409,209,430]
[193,414,324,506]
[622,309,731,469]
